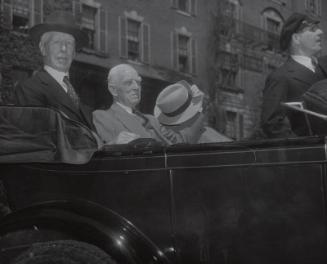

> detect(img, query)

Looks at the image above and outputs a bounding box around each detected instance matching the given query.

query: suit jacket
[261,57,327,138]
[15,70,94,130]
[93,103,203,145]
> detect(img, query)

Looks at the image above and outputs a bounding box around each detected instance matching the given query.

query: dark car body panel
[1,137,327,263]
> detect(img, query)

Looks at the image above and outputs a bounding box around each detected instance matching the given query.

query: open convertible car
[0,106,327,264]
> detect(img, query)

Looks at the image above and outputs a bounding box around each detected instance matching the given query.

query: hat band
[163,91,192,117]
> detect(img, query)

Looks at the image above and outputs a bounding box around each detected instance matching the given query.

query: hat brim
[155,99,202,125]
[30,24,87,50]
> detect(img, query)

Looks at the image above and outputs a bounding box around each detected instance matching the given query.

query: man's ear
[292,33,300,46]
[39,42,46,56]
[108,85,118,97]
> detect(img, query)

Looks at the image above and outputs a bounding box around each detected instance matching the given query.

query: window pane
[226,110,237,139]
[82,28,95,49]
[81,5,97,49]
[179,55,188,72]
[178,0,189,12]
[266,18,280,33]
[127,20,140,61]
[178,34,190,72]
[178,35,189,55]
[13,0,29,17]
[82,4,96,29]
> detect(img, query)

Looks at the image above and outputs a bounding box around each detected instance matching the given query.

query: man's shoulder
[93,108,111,116]
[19,70,49,87]
[93,106,118,120]
[318,55,327,70]
[265,61,292,85]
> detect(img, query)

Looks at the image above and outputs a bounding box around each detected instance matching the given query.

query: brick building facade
[0,0,325,139]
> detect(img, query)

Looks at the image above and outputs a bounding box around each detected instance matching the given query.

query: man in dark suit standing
[15,11,94,130]
[261,13,327,138]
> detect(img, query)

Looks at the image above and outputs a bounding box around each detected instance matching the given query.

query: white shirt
[44,65,69,92]
[291,55,316,73]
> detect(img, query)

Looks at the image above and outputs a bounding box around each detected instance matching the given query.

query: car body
[0,106,327,263]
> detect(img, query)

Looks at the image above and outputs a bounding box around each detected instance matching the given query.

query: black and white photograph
[1,0,327,263]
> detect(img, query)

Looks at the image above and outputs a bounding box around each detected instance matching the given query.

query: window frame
[119,11,151,65]
[171,27,197,75]
[172,0,197,16]
[305,0,322,16]
[72,0,108,54]
[224,108,243,140]
[0,0,43,32]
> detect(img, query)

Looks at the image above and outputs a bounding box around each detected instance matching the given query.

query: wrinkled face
[40,31,75,72]
[293,23,323,56]
[110,66,142,108]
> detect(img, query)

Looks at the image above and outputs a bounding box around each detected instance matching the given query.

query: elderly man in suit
[15,11,94,130]
[93,64,204,145]
[261,13,327,138]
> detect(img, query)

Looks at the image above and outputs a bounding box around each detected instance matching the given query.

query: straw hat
[154,80,203,125]
[30,11,87,50]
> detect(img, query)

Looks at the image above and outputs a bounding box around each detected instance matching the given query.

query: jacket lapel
[36,70,93,129]
[286,58,320,86]
[286,59,322,87]
[36,70,79,112]
[110,103,152,137]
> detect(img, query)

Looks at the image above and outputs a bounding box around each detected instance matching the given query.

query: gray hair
[107,64,135,87]
[39,32,53,49]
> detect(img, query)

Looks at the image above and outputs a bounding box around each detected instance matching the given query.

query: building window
[1,0,43,31]
[73,0,108,53]
[242,55,263,72]
[127,19,141,61]
[223,0,240,19]
[305,0,321,16]
[226,110,237,139]
[119,11,150,64]
[225,110,243,139]
[12,0,29,33]
[262,9,283,51]
[178,34,190,72]
[81,4,97,49]
[178,0,188,12]
[172,28,196,74]
[221,69,237,88]
[220,51,238,70]
[268,64,277,73]
[172,0,197,16]
[266,17,280,33]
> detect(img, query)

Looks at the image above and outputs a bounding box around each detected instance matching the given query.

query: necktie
[63,76,80,108]
[311,57,318,72]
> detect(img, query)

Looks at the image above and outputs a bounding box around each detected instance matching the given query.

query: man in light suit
[261,13,327,138]
[93,64,204,145]
[15,11,94,130]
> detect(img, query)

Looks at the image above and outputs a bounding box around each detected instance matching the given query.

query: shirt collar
[291,55,316,72]
[44,65,69,84]
[116,102,134,114]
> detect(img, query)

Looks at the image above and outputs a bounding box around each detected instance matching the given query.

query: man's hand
[115,131,140,144]
[191,84,204,112]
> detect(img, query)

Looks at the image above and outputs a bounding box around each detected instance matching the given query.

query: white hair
[39,32,53,49]
[107,64,135,87]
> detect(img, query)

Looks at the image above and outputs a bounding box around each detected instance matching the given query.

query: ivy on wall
[0,0,72,104]
[0,11,42,104]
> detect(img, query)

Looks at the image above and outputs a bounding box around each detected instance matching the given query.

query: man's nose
[60,42,68,52]
[316,28,323,36]
[132,80,141,89]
